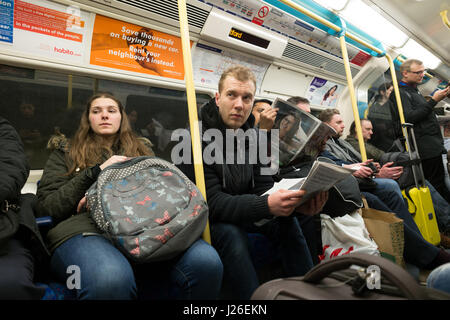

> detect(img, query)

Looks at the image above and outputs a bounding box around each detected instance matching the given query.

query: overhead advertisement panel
[0,0,89,63]
[90,15,187,80]
[198,0,370,66]
[192,42,270,91]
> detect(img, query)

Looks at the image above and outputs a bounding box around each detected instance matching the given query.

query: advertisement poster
[0,0,14,44]
[307,77,343,107]
[90,15,186,80]
[192,43,269,91]
[0,0,89,63]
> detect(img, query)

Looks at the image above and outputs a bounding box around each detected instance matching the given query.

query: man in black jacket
[391,58,450,202]
[178,66,328,299]
[0,116,49,299]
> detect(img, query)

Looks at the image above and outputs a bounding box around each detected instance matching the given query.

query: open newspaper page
[256,160,353,226]
[271,98,335,166]
[290,161,354,205]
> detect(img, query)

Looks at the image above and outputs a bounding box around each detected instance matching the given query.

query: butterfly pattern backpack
[86,156,208,263]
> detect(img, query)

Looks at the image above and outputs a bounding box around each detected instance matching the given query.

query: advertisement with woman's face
[307,77,343,107]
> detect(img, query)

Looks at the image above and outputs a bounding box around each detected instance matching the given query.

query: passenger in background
[251,99,273,129]
[0,116,49,299]
[178,66,328,300]
[345,119,450,247]
[126,108,139,134]
[14,101,50,169]
[390,58,450,202]
[287,96,312,113]
[319,108,450,269]
[366,82,397,152]
[36,92,222,300]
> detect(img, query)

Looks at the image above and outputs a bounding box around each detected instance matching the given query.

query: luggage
[251,253,450,300]
[400,124,440,246]
[86,156,208,263]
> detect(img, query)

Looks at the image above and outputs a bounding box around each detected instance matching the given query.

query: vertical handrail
[386,53,409,151]
[339,34,367,161]
[177,0,211,244]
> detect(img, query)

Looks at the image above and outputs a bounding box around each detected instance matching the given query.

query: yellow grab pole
[278,0,341,33]
[386,53,409,151]
[177,0,211,244]
[440,10,449,28]
[339,35,367,161]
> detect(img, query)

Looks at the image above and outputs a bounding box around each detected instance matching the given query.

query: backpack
[86,156,208,263]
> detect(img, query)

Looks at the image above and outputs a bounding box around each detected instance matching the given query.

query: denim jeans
[426,180,450,233]
[211,216,313,300]
[427,262,450,294]
[50,234,223,300]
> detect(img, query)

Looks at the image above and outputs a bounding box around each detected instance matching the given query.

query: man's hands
[345,159,375,178]
[375,161,403,180]
[258,107,278,130]
[268,189,328,217]
[296,191,329,216]
[432,87,450,102]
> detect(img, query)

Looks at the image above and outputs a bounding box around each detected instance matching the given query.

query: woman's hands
[99,155,130,170]
[77,155,130,213]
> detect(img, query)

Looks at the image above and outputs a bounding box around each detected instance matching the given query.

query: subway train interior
[0,0,450,301]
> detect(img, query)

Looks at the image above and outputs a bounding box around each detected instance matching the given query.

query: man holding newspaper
[177,65,329,300]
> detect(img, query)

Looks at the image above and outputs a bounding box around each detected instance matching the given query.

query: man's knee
[211,223,251,260]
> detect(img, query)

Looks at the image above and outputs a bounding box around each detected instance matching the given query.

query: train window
[0,64,212,168]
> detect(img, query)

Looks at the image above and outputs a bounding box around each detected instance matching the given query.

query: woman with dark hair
[36,92,223,300]
[275,111,302,166]
[321,85,338,106]
[366,81,396,151]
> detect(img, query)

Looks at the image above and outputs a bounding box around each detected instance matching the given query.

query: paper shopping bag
[361,206,405,267]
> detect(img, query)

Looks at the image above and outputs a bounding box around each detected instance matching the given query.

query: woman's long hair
[323,85,338,101]
[67,92,152,175]
[274,111,301,142]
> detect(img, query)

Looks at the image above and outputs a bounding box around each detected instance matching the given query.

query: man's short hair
[318,108,340,123]
[400,59,423,74]
[287,96,310,106]
[218,65,257,94]
[349,119,370,136]
[253,99,272,107]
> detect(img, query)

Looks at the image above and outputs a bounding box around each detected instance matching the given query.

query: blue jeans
[362,192,439,268]
[427,262,450,294]
[50,234,223,300]
[426,180,450,233]
[211,216,313,300]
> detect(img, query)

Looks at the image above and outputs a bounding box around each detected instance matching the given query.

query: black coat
[177,99,274,226]
[390,83,446,159]
[0,117,49,266]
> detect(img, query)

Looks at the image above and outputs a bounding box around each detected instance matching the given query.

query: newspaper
[271,98,336,167]
[262,160,354,205]
[255,160,354,227]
